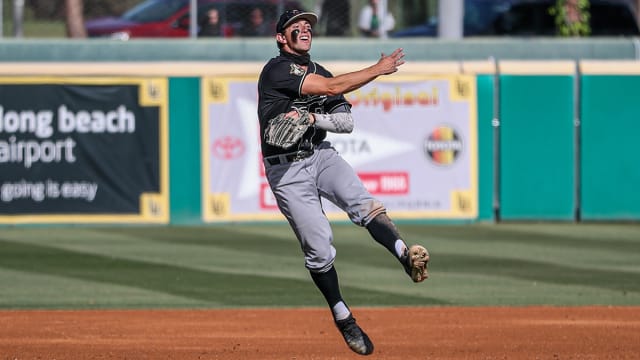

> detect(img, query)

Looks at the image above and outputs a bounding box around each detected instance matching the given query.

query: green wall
[476,74,496,221]
[580,75,640,220]
[2,38,636,223]
[168,78,201,224]
[499,75,576,220]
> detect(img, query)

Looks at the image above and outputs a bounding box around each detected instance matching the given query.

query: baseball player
[257,9,430,356]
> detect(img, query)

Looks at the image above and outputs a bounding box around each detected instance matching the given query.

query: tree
[65,0,86,38]
[549,0,591,36]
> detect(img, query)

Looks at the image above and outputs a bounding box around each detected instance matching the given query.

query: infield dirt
[1,306,639,359]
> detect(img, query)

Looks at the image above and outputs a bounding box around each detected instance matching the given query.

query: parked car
[85,0,303,39]
[391,0,640,37]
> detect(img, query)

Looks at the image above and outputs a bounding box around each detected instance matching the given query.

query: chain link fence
[1,0,432,38]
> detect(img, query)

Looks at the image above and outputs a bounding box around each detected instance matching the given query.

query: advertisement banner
[202,75,477,222]
[0,77,169,223]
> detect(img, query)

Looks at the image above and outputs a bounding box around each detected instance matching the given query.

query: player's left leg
[366,213,430,283]
[314,142,429,283]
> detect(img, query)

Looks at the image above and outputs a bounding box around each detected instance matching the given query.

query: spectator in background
[320,0,351,36]
[358,0,395,37]
[242,7,271,36]
[199,8,221,37]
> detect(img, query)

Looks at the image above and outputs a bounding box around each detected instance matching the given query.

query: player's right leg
[310,265,374,355]
[265,157,373,355]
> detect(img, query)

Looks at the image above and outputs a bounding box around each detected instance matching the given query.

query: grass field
[1,222,639,309]
[2,20,67,38]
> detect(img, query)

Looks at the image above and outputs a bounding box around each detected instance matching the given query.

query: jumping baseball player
[257,9,430,356]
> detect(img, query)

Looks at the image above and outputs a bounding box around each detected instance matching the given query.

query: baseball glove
[264,107,312,149]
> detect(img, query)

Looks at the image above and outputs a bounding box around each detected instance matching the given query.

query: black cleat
[335,314,374,355]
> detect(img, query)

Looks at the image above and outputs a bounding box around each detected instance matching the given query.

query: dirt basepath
[1,306,639,359]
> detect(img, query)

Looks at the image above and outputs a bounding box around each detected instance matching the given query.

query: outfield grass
[0,223,638,309]
[2,20,67,38]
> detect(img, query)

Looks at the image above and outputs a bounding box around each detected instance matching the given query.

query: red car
[85,0,304,39]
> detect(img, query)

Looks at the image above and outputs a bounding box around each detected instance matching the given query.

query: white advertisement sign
[202,75,477,222]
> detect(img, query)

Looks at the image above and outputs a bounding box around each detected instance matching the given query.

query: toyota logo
[212,136,245,159]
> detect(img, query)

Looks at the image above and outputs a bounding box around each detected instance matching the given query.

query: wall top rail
[0,60,498,76]
[499,61,577,75]
[1,59,637,76]
[0,38,638,63]
[580,60,640,74]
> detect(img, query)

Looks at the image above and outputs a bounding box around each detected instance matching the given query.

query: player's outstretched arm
[302,48,405,97]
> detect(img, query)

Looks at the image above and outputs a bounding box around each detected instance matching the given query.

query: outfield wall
[1,47,639,224]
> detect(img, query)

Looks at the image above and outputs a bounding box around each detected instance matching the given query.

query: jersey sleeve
[262,60,306,99]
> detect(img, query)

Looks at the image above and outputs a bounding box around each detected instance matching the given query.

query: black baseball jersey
[257,54,350,157]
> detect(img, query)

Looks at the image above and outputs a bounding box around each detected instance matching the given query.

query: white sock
[332,301,351,321]
[395,239,407,258]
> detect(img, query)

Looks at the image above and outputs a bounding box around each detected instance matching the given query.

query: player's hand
[376,48,405,75]
[285,110,315,124]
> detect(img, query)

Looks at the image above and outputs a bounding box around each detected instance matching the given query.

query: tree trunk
[637,0,640,31]
[65,0,86,38]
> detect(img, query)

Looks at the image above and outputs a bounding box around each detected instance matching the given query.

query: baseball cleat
[403,245,430,282]
[335,314,374,355]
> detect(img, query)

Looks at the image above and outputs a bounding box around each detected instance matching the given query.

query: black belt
[264,150,314,165]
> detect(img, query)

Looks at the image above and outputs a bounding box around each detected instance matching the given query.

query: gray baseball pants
[264,141,385,273]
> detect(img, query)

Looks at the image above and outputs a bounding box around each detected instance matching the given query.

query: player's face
[284,20,313,54]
